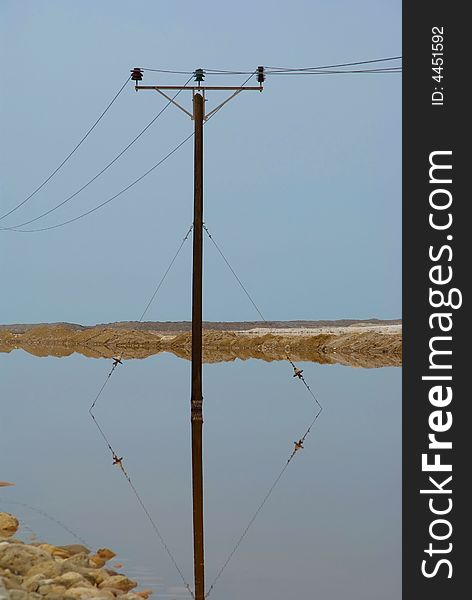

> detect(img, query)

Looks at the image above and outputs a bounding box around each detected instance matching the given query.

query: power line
[1,58,400,233]
[139,56,402,76]
[265,55,402,72]
[1,77,193,231]
[0,75,131,223]
[4,132,194,232]
[213,68,401,75]
[141,67,195,74]
[268,67,402,75]
[3,76,251,234]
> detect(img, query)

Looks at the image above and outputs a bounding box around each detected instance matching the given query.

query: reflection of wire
[201,222,324,598]
[205,399,323,599]
[87,224,196,598]
[0,499,89,546]
[88,392,194,598]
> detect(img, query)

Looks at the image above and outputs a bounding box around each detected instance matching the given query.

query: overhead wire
[268,67,401,75]
[3,72,253,233]
[1,76,193,231]
[141,67,195,75]
[265,55,402,72]
[140,55,402,76]
[4,132,194,232]
[0,75,131,222]
[2,57,400,233]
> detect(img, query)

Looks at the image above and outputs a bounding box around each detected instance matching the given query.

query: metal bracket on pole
[136,85,262,123]
[204,89,243,121]
[154,88,194,119]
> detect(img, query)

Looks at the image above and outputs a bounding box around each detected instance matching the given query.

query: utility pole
[191,90,205,600]
[132,66,264,600]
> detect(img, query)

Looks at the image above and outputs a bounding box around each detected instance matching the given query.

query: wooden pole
[191,91,205,600]
[134,76,262,599]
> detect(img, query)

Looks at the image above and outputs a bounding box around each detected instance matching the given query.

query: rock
[98,575,137,593]
[79,568,110,587]
[25,562,61,580]
[23,574,46,592]
[95,549,115,562]
[88,556,106,569]
[58,546,90,557]
[53,572,92,589]
[61,553,91,571]
[0,568,24,589]
[5,540,24,545]
[0,513,19,538]
[0,515,144,600]
[0,582,8,600]
[64,587,114,599]
[37,544,70,559]
[0,544,52,576]
[36,544,55,555]
[103,569,118,577]
[9,591,29,600]
[37,583,67,598]
[134,591,153,599]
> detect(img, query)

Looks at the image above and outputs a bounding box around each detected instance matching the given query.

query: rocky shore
[0,513,151,600]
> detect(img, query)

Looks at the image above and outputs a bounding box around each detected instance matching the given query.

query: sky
[0,0,401,325]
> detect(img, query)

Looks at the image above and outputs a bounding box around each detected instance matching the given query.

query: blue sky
[0,0,401,325]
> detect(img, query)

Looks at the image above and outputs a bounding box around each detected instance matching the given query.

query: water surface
[1,351,400,600]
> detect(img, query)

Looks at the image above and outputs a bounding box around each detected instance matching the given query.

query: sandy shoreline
[0,321,401,368]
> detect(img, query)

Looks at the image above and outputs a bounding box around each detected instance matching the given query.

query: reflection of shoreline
[0,323,401,368]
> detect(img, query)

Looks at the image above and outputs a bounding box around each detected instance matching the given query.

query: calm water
[0,351,400,600]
